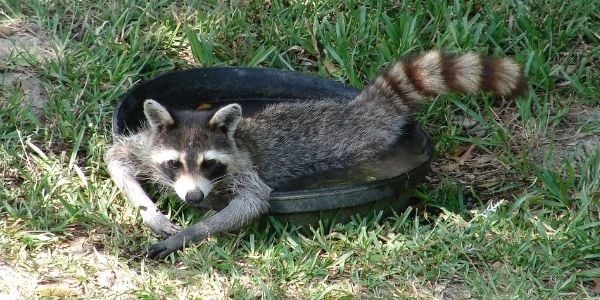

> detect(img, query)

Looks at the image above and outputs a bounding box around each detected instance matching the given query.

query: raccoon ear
[144,99,174,128]
[209,104,242,136]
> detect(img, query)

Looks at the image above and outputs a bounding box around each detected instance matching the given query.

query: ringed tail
[353,50,527,113]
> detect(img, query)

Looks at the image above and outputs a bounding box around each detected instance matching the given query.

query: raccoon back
[239,50,526,188]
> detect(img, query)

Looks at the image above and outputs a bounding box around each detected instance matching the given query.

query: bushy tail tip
[354,50,527,112]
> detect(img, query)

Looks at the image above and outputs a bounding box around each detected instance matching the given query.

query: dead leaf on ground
[473,155,498,166]
[453,115,487,136]
[458,144,476,165]
[491,261,504,270]
[0,26,14,37]
[448,144,477,165]
[96,270,116,288]
[432,161,458,173]
[36,284,81,298]
[449,144,472,159]
[453,115,477,128]
[324,60,340,75]
[286,45,305,54]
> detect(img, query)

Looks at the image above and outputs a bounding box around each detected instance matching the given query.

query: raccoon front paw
[147,236,184,259]
[141,210,181,238]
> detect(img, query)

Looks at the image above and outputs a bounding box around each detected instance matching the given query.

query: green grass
[1,0,599,298]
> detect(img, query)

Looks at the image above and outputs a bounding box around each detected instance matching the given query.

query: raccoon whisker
[156,184,172,195]
[147,172,173,187]
[211,174,229,181]
[210,174,231,184]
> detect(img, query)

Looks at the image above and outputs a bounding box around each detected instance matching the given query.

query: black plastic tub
[113,67,433,225]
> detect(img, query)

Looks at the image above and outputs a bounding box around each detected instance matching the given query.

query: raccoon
[105,50,526,259]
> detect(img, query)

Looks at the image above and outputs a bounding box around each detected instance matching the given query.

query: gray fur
[144,99,174,128]
[147,170,270,258]
[106,141,181,237]
[209,104,242,137]
[239,96,410,187]
[105,51,525,259]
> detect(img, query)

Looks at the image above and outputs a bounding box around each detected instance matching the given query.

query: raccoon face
[143,99,242,206]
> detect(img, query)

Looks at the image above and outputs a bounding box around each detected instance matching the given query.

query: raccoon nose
[185,190,204,204]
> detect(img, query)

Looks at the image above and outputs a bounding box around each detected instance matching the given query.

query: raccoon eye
[200,159,217,170]
[166,159,181,169]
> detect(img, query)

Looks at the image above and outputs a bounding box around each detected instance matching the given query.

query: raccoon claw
[151,222,181,238]
[147,236,183,260]
[141,210,181,238]
[147,242,173,259]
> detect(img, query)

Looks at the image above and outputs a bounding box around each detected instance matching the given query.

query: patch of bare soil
[433,281,473,300]
[0,230,138,298]
[429,148,520,204]
[427,105,525,205]
[528,104,600,167]
[0,260,37,299]
[0,20,55,122]
[428,103,600,206]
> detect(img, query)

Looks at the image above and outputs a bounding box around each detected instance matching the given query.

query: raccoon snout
[185,190,204,204]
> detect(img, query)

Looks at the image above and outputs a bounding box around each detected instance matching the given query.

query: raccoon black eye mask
[105,50,527,259]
